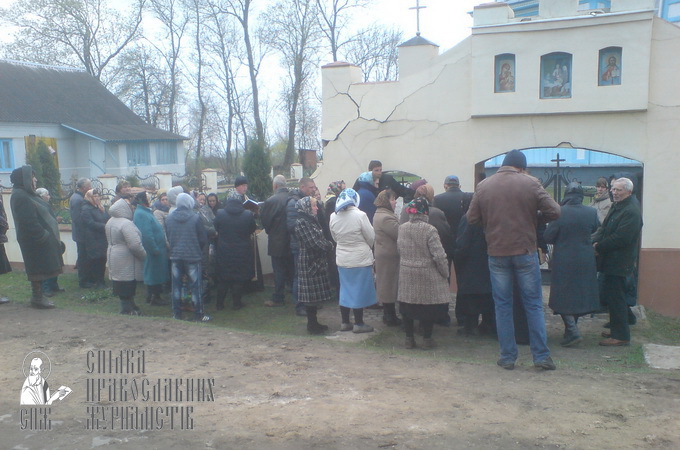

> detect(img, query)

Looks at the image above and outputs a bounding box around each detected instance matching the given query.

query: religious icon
[599,47,622,86]
[540,52,572,99]
[495,54,515,93]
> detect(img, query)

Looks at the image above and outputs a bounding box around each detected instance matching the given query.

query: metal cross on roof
[409,0,427,36]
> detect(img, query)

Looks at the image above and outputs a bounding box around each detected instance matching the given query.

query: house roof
[0,60,185,142]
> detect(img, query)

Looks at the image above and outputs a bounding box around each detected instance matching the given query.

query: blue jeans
[488,253,550,364]
[171,260,203,318]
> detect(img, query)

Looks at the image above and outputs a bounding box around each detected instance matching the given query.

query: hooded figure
[544,182,600,346]
[10,165,63,308]
[166,186,184,214]
[106,198,146,315]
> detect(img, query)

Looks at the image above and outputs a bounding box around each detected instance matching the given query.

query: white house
[0,60,186,186]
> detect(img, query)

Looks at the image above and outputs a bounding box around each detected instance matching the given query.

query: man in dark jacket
[467,150,561,371]
[593,177,642,346]
[69,177,92,288]
[260,174,292,307]
[286,177,316,315]
[166,193,209,322]
[434,175,466,244]
[10,165,63,309]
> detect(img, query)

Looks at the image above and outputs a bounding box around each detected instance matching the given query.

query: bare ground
[1,300,679,450]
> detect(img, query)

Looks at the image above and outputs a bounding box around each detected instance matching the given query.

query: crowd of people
[6,154,643,371]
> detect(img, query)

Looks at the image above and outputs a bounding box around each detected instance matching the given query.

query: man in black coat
[593,177,642,346]
[260,174,292,307]
[69,177,92,288]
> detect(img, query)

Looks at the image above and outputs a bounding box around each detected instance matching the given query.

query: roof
[0,60,185,142]
[398,35,439,48]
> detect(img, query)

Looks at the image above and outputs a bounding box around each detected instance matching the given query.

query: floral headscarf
[335,188,360,213]
[358,172,373,183]
[326,180,344,197]
[296,196,315,217]
[405,197,429,216]
[85,189,104,212]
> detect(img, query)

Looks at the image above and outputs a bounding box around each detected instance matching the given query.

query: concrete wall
[318,4,680,315]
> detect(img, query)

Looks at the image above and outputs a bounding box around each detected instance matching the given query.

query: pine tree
[36,141,62,206]
[242,139,273,201]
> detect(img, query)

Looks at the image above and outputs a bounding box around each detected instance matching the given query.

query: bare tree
[1,0,144,84]
[221,0,267,144]
[148,0,190,133]
[264,0,322,168]
[315,0,368,62]
[342,24,402,82]
[112,44,173,127]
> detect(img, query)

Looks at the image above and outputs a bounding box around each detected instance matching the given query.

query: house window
[0,140,15,171]
[156,141,177,164]
[127,142,150,166]
[577,0,611,10]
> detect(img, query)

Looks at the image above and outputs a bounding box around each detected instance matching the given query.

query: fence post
[202,169,218,193]
[97,174,118,206]
[155,172,173,192]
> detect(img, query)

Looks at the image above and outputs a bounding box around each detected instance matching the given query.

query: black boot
[382,303,402,326]
[30,281,55,309]
[150,294,169,306]
[560,315,582,347]
[146,290,153,304]
[306,306,328,334]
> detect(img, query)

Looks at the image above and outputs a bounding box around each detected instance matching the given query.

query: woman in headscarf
[152,191,170,231]
[329,188,376,333]
[213,192,256,310]
[9,165,63,309]
[373,189,402,326]
[80,189,109,288]
[355,172,379,223]
[294,196,334,334]
[545,182,600,346]
[106,198,146,315]
[133,191,169,306]
[398,198,451,349]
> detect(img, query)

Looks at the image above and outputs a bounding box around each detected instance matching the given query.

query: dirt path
[1,303,679,449]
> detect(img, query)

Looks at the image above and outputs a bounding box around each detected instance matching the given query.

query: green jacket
[593,195,642,277]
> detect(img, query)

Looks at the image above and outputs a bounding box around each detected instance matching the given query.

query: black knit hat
[502,150,527,169]
[234,175,248,187]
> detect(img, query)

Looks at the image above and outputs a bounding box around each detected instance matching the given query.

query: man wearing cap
[467,150,560,371]
[233,176,249,201]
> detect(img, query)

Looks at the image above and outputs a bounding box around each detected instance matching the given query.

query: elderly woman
[10,165,63,309]
[329,188,376,333]
[133,191,169,306]
[106,198,146,315]
[81,189,109,289]
[373,189,402,326]
[398,198,451,349]
[152,191,170,231]
[294,196,334,334]
[214,193,256,310]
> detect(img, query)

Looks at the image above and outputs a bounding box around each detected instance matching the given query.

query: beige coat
[397,217,451,305]
[106,199,146,282]
[329,206,374,268]
[373,207,399,304]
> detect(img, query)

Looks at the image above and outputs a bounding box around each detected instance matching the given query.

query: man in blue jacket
[166,193,209,322]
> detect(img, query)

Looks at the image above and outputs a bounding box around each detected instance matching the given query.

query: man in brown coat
[467,150,560,371]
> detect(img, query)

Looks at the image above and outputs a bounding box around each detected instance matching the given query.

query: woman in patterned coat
[295,196,334,334]
[398,197,451,349]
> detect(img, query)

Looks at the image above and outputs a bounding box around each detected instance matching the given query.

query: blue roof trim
[60,124,106,142]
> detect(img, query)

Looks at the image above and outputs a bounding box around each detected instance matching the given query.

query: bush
[242,139,273,201]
